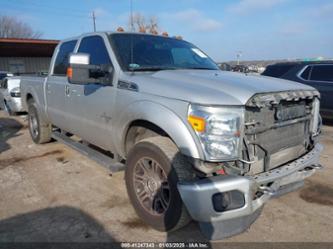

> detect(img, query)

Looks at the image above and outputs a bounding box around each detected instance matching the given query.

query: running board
[51,131,125,172]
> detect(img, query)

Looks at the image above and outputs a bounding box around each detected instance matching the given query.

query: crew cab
[20,32,323,240]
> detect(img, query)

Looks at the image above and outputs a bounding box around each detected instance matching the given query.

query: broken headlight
[188,104,244,161]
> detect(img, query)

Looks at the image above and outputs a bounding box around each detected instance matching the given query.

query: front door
[66,35,116,150]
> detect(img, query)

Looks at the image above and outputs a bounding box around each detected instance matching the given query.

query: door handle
[65,85,70,96]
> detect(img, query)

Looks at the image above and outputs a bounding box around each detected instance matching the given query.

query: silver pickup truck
[20,31,323,240]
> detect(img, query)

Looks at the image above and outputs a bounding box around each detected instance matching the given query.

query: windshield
[109,33,219,71]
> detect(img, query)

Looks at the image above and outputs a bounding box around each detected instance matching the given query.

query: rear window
[310,65,333,82]
[53,40,77,76]
[262,64,295,78]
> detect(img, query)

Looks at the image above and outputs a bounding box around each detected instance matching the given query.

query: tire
[125,136,195,232]
[28,100,52,144]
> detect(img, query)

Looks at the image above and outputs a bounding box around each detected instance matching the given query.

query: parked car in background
[231,64,249,73]
[217,62,232,71]
[247,65,266,74]
[262,61,333,119]
[0,71,13,81]
[0,76,25,115]
[257,66,266,74]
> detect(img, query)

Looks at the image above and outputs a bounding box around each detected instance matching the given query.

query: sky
[1,0,333,62]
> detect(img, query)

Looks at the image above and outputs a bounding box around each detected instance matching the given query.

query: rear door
[307,64,333,113]
[65,35,116,150]
[46,40,77,130]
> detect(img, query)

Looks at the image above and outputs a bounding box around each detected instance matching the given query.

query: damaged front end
[178,90,323,240]
[243,90,321,174]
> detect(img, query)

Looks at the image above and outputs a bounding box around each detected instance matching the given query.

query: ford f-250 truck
[20,32,323,240]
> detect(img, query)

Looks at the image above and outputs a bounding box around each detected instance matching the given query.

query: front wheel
[125,136,194,232]
[28,100,52,144]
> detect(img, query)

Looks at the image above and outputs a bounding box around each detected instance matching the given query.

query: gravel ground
[0,110,332,245]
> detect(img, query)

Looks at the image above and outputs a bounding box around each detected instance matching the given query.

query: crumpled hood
[122,70,315,105]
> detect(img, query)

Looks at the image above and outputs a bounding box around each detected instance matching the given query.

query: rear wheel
[125,136,194,232]
[28,100,52,144]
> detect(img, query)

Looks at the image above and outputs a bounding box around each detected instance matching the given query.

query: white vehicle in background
[0,76,25,115]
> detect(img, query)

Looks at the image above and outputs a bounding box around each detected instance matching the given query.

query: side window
[300,66,311,80]
[262,64,294,77]
[53,40,77,76]
[310,65,333,82]
[78,36,111,65]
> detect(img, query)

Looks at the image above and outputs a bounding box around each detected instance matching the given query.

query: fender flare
[22,85,48,122]
[113,100,203,160]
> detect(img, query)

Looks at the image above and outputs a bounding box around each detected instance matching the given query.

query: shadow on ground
[0,117,24,154]
[0,206,114,243]
[0,206,209,248]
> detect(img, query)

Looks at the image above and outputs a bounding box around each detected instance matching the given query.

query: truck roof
[60,31,181,43]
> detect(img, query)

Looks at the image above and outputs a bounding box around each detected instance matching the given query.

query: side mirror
[67,53,113,85]
[69,53,90,65]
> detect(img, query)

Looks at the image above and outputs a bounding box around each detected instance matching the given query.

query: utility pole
[236,51,242,65]
[92,11,96,32]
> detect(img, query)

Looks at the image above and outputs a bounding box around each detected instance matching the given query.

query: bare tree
[147,16,158,34]
[129,13,159,34]
[0,15,42,39]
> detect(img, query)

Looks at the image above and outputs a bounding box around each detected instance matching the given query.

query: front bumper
[178,143,323,240]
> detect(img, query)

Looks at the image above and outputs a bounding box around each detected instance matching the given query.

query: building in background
[0,38,58,74]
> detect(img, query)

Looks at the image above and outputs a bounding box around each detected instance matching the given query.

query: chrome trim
[312,115,322,138]
[296,65,311,81]
[238,158,256,164]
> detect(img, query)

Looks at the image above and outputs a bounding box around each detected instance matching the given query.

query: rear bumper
[178,143,323,240]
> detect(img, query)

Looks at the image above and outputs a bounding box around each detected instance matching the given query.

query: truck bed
[20,75,47,113]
